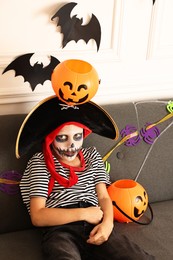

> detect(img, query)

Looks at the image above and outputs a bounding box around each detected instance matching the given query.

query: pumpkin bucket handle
[112,201,153,225]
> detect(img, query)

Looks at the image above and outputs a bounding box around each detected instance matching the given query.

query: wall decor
[2,53,60,91]
[51,2,101,51]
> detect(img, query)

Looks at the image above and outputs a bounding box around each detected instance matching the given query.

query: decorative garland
[103,101,173,165]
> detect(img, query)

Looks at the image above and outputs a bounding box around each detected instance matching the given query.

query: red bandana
[43,122,92,195]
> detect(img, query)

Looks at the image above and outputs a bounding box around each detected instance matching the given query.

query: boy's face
[52,124,84,162]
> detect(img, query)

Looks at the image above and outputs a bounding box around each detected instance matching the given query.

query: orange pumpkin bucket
[107,179,149,223]
[51,59,99,106]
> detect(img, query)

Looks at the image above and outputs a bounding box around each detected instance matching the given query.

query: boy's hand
[82,206,103,224]
[87,221,114,245]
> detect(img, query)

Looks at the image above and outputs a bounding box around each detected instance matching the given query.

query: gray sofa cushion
[0,200,172,260]
[115,200,173,260]
[0,229,42,260]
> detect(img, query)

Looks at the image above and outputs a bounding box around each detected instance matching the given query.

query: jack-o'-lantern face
[107,179,148,223]
[51,60,100,106]
[133,190,148,219]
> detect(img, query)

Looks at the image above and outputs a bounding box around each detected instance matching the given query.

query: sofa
[0,99,173,260]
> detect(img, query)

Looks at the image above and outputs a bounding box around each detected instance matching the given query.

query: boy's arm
[87,182,114,245]
[97,182,114,224]
[30,197,103,227]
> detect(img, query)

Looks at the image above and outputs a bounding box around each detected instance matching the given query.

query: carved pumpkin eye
[135,196,143,203]
[64,81,73,90]
[77,84,87,91]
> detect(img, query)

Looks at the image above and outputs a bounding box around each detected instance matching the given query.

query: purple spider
[0,170,22,195]
[140,123,160,144]
[120,125,141,147]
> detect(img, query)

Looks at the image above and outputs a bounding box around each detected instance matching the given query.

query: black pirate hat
[16,95,119,158]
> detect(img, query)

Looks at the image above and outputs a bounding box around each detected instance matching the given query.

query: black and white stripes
[20,147,110,213]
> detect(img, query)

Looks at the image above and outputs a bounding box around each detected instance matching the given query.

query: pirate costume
[17,95,154,260]
[17,58,154,259]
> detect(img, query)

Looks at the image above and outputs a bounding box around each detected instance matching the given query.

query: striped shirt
[20,146,110,213]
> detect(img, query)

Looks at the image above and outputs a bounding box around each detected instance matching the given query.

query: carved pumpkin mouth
[59,88,89,104]
[134,207,145,218]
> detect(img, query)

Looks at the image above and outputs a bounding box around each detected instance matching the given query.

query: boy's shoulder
[82,146,97,153]
[82,146,101,159]
[31,151,44,158]
[28,151,44,163]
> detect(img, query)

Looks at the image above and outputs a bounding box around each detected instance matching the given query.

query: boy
[18,96,154,260]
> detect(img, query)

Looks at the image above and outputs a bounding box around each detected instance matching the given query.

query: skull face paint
[52,124,83,163]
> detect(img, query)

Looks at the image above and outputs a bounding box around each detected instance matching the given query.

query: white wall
[0,0,173,114]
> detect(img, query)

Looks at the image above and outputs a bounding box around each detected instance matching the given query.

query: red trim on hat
[43,122,92,195]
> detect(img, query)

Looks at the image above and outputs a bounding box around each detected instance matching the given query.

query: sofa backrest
[0,99,173,234]
[85,100,173,203]
[0,114,38,234]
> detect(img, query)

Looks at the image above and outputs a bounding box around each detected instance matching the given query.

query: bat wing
[51,2,77,48]
[75,14,101,51]
[51,3,101,51]
[51,2,77,25]
[3,53,60,91]
[3,53,34,80]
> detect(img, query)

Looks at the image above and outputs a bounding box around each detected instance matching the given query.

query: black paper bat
[2,53,60,91]
[51,2,101,51]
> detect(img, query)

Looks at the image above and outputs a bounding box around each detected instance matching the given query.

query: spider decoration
[0,170,21,195]
[120,125,141,147]
[140,123,160,145]
[105,161,111,174]
[166,101,173,113]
